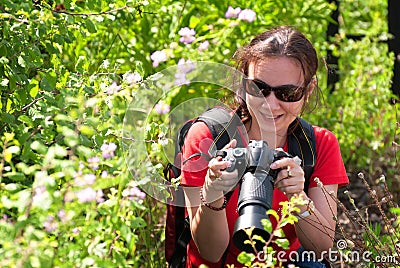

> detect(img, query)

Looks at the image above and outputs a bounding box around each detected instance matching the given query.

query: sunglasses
[242,78,306,102]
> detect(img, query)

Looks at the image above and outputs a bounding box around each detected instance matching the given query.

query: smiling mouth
[265,114,283,120]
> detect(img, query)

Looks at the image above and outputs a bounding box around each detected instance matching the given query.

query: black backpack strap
[287,118,317,193]
[197,107,244,154]
[168,217,191,268]
[182,107,244,164]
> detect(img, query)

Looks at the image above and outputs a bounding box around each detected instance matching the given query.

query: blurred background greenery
[0,0,398,267]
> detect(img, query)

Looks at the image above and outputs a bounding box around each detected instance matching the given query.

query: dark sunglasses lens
[274,86,305,102]
[244,79,270,97]
[243,78,304,102]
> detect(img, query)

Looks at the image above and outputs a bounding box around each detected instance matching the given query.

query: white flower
[174,72,191,86]
[177,58,195,74]
[123,72,142,84]
[150,50,168,67]
[105,82,121,95]
[225,6,241,19]
[178,27,196,44]
[198,40,210,52]
[154,101,170,115]
[238,9,256,22]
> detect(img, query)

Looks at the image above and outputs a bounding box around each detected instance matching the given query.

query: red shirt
[181,121,349,268]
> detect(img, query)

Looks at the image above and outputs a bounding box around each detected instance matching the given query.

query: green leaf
[261,218,273,233]
[18,115,33,127]
[273,229,285,238]
[252,234,266,244]
[85,19,97,33]
[189,16,200,29]
[40,71,57,91]
[79,125,96,137]
[274,238,289,249]
[3,172,26,182]
[4,145,20,162]
[237,252,255,265]
[28,79,39,98]
[267,209,280,221]
[2,113,15,124]
[31,140,47,154]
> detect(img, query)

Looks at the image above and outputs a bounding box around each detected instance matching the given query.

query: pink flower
[177,58,195,74]
[150,50,168,67]
[174,58,195,86]
[154,101,170,115]
[76,187,97,203]
[174,72,191,86]
[122,186,146,201]
[74,173,96,186]
[198,40,210,52]
[105,82,121,95]
[225,6,241,19]
[178,27,196,44]
[88,156,100,170]
[44,216,58,232]
[96,189,105,203]
[57,209,68,223]
[100,142,117,159]
[64,191,75,202]
[123,72,142,84]
[238,9,256,22]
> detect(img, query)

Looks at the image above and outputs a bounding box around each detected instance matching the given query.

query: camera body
[219,140,291,180]
[217,140,293,253]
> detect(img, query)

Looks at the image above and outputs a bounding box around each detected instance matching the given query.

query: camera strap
[287,117,316,193]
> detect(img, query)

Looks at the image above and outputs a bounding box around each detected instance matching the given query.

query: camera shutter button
[233,149,244,157]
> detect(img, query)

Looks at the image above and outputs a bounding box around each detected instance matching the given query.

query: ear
[305,77,317,101]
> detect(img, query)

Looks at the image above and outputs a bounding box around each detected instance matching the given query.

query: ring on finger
[287,166,292,177]
[208,169,218,180]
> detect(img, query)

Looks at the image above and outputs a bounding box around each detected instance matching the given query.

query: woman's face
[246,56,306,139]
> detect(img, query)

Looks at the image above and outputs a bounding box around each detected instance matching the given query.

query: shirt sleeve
[180,122,214,187]
[309,126,349,188]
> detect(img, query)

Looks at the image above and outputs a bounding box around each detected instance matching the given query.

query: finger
[207,169,221,180]
[212,179,239,191]
[220,169,239,180]
[209,160,231,171]
[222,139,237,150]
[276,185,304,195]
[270,157,298,170]
[211,170,240,190]
[275,176,305,190]
[274,170,287,184]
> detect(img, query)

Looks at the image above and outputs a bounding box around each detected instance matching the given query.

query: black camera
[217,140,293,253]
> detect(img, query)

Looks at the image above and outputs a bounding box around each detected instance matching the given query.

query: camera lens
[232,140,275,253]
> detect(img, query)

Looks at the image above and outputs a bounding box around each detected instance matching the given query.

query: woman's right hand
[202,139,240,203]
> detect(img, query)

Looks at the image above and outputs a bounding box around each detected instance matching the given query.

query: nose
[263,91,281,110]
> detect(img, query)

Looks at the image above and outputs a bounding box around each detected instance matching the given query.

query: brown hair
[233,26,321,124]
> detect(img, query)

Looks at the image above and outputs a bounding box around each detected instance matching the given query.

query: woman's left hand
[270,156,305,198]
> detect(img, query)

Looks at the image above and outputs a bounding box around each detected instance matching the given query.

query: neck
[246,122,287,149]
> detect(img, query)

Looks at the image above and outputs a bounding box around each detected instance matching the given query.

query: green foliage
[235,196,303,267]
[0,0,398,266]
[308,35,398,173]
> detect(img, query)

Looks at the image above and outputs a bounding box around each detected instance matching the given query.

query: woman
[181,26,349,267]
